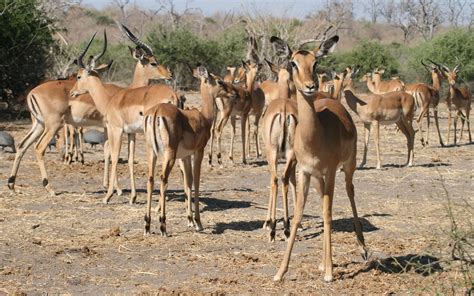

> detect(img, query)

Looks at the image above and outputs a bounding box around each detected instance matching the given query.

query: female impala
[70,32,180,204]
[270,34,368,282]
[143,66,237,235]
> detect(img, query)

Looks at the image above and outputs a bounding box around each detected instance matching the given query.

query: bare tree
[446,0,468,27]
[411,0,442,40]
[365,0,382,24]
[382,0,416,43]
[157,0,200,29]
[113,0,130,23]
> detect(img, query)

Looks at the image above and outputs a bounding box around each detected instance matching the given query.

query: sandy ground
[0,93,472,295]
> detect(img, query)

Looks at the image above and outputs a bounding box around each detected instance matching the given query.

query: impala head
[192,65,238,100]
[234,60,259,85]
[265,59,291,82]
[360,73,372,82]
[120,24,172,82]
[70,31,112,97]
[428,59,461,86]
[270,34,339,96]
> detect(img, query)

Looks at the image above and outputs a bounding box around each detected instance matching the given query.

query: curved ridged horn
[77,32,97,69]
[90,30,107,67]
[421,59,434,70]
[120,24,153,56]
[427,58,450,72]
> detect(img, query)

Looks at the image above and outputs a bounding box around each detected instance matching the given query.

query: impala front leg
[192,149,205,231]
[128,133,137,204]
[104,127,123,204]
[359,123,370,168]
[241,113,248,164]
[374,121,381,169]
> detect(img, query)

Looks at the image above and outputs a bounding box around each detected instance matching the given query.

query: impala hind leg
[192,149,205,231]
[359,123,370,168]
[158,150,176,236]
[34,120,63,196]
[458,111,465,144]
[144,144,157,235]
[281,157,297,239]
[265,149,278,241]
[8,121,44,191]
[228,115,236,163]
[374,121,382,169]
[241,114,248,164]
[274,171,310,282]
[396,118,415,167]
[447,110,452,145]
[453,112,459,145]
[433,109,444,146]
[179,157,193,227]
[467,110,472,143]
[343,161,368,261]
[103,127,123,204]
[216,109,231,165]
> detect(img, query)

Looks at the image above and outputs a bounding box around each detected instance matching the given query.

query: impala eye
[150,62,157,66]
[290,61,297,69]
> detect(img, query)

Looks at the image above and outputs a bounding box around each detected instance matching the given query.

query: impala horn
[120,24,153,56]
[77,32,97,69]
[90,30,108,68]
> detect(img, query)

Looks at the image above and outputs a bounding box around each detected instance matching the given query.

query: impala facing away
[8,25,171,196]
[143,65,237,235]
[344,90,415,169]
[371,68,405,93]
[70,31,179,204]
[270,34,367,282]
[261,59,297,241]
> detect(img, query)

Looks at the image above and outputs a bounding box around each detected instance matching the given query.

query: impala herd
[4,25,472,283]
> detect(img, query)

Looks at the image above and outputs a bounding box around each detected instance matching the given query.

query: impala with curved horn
[8,24,172,196]
[70,31,180,204]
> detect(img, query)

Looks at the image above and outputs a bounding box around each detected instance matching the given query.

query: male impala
[8,25,171,196]
[261,59,297,241]
[432,61,472,145]
[270,34,367,282]
[143,66,237,235]
[371,68,405,93]
[404,60,443,147]
[344,90,415,169]
[70,31,179,204]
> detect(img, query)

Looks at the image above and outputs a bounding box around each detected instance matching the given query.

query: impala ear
[94,60,113,73]
[197,65,208,78]
[314,35,339,58]
[241,60,251,71]
[265,58,279,74]
[270,36,292,59]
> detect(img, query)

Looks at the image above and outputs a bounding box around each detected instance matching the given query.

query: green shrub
[0,0,56,107]
[409,29,474,82]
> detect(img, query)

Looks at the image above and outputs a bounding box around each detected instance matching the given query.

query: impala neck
[278,77,290,99]
[296,90,321,144]
[129,62,150,88]
[199,78,216,124]
[332,81,343,100]
[431,72,441,91]
[246,69,257,93]
[366,78,377,93]
[86,76,112,115]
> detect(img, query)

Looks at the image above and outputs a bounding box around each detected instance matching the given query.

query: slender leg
[396,118,414,167]
[374,121,381,169]
[253,111,262,158]
[343,161,368,261]
[447,109,452,145]
[103,127,123,204]
[433,108,444,146]
[34,120,63,196]
[128,133,137,204]
[228,115,236,163]
[192,149,205,231]
[458,111,465,144]
[416,106,427,146]
[281,157,296,239]
[274,171,310,282]
[315,177,326,272]
[246,114,251,159]
[265,148,278,241]
[179,157,193,227]
[321,170,336,282]
[78,127,84,164]
[216,110,231,165]
[144,143,157,235]
[8,121,44,191]
[158,150,176,236]
[467,110,472,143]
[241,113,248,164]
[453,111,459,145]
[359,123,370,168]
[208,111,217,166]
[425,107,430,146]
[103,139,110,187]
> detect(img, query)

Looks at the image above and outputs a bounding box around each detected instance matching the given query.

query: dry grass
[0,93,472,294]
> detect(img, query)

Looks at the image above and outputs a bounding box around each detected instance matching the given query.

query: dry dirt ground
[0,93,472,295]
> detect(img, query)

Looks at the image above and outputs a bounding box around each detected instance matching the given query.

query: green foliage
[84,9,115,26]
[409,29,474,82]
[71,40,136,83]
[0,0,56,106]
[147,25,246,87]
[319,39,399,77]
